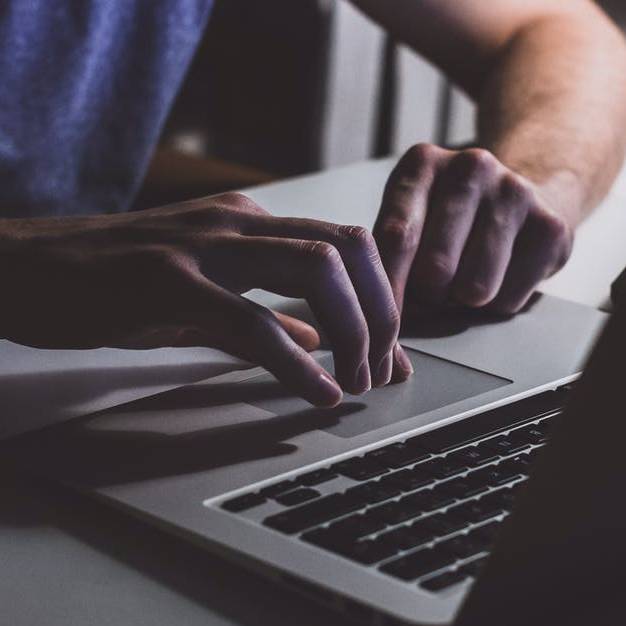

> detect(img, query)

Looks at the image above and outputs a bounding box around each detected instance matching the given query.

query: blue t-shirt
[0,1,213,218]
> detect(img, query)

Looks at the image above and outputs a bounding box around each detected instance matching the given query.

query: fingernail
[394,343,414,378]
[373,352,393,387]
[351,361,371,395]
[313,371,343,407]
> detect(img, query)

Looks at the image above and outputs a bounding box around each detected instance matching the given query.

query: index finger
[246,217,402,387]
[373,144,441,312]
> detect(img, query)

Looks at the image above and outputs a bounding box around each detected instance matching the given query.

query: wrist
[530,169,587,230]
[484,139,588,229]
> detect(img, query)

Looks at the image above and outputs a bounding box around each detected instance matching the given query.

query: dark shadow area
[274,293,543,344]
[400,293,543,339]
[0,467,349,626]
[100,377,312,413]
[0,360,247,439]
[3,400,363,488]
[161,0,332,176]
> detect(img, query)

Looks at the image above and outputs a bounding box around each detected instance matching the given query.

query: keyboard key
[397,489,439,515]
[369,499,421,525]
[346,481,401,505]
[437,534,484,560]
[260,480,299,498]
[333,458,388,481]
[407,390,566,453]
[471,465,522,487]
[507,429,538,450]
[377,443,431,469]
[479,489,514,511]
[221,492,266,512]
[510,477,528,492]
[328,513,386,539]
[301,528,343,550]
[481,435,531,456]
[448,500,503,525]
[421,458,468,480]
[514,424,548,445]
[526,446,545,463]
[369,501,402,524]
[264,493,364,534]
[380,548,456,581]
[377,525,432,551]
[275,488,320,506]
[447,446,499,467]
[439,476,489,499]
[420,570,469,592]
[408,488,456,513]
[304,530,399,565]
[538,415,556,430]
[364,443,404,461]
[298,468,338,486]
[484,483,527,510]
[340,538,400,565]
[469,520,502,547]
[421,513,469,538]
[459,556,488,577]
[408,519,441,543]
[502,455,532,472]
[380,468,434,492]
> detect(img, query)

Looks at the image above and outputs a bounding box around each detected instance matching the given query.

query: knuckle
[423,252,455,284]
[526,209,573,274]
[139,246,182,271]
[460,280,495,307]
[406,142,438,164]
[338,224,375,250]
[305,240,343,271]
[385,305,402,341]
[350,323,370,348]
[219,192,269,217]
[384,175,419,198]
[219,191,252,206]
[399,143,439,176]
[545,215,573,270]
[538,210,572,251]
[498,173,533,206]
[454,148,496,177]
[486,206,520,233]
[544,211,569,240]
[377,218,420,253]
[370,303,401,351]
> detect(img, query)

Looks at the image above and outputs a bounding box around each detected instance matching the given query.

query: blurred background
[135,0,626,208]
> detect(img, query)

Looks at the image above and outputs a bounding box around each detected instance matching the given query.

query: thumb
[273,311,321,352]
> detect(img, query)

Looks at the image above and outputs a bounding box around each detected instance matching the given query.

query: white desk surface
[2,158,625,626]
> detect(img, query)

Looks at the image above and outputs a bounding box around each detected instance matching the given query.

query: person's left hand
[374,144,575,371]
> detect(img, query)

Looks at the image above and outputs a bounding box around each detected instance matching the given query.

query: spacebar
[264,494,363,534]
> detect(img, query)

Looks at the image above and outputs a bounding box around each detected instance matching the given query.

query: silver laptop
[5,293,606,625]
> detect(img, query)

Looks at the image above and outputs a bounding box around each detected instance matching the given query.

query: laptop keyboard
[219,388,568,594]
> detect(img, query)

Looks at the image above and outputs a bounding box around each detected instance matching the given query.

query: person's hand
[375,144,574,376]
[375,144,574,314]
[0,193,412,407]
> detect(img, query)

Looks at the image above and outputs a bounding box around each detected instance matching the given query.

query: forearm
[478,12,626,226]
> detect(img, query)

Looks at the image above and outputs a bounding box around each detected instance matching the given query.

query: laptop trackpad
[250,347,510,438]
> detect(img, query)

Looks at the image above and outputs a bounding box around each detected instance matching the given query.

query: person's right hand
[0,192,413,407]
